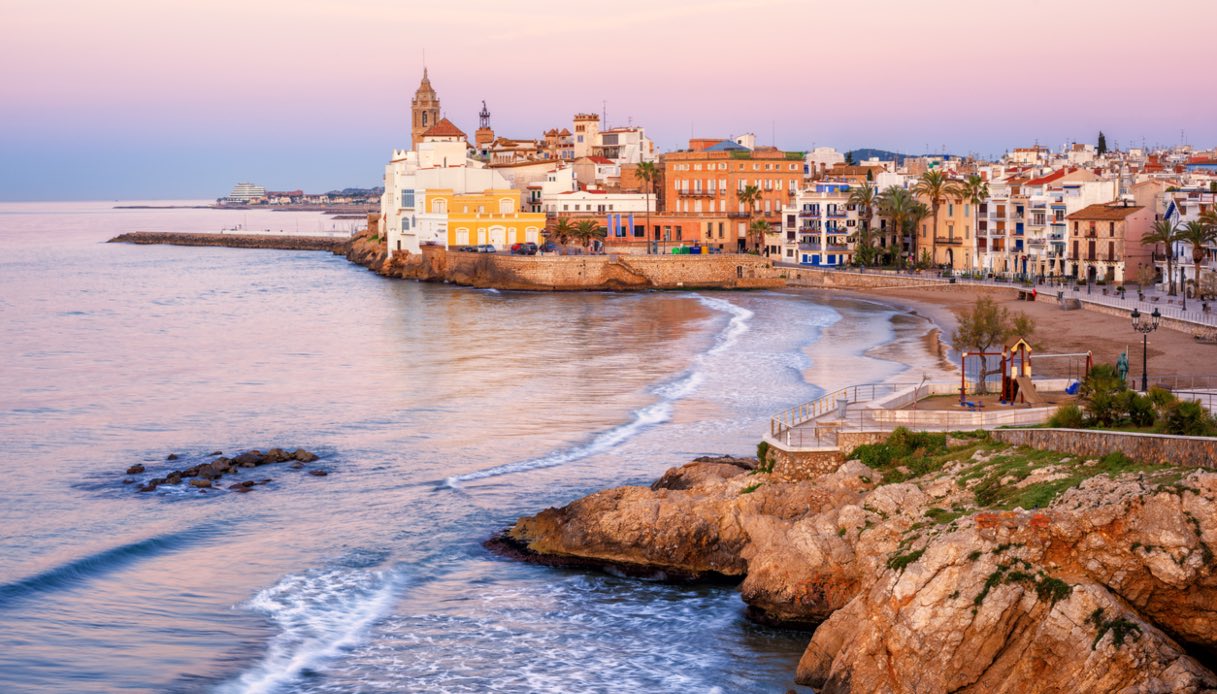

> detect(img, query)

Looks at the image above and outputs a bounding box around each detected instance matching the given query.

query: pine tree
[845,151,856,166]
[1097,131,1108,156]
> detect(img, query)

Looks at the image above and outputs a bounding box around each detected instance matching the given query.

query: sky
[1,0,1215,201]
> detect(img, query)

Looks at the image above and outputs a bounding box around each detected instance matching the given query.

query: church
[379,69,546,256]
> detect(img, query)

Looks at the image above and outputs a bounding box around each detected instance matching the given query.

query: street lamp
[1181,266,1187,311]
[1130,307,1161,392]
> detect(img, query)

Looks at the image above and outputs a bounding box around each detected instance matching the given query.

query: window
[432,199,447,214]
[500,198,513,214]
[401,217,411,231]
[401,189,415,208]
[947,203,954,216]
[1109,222,1116,237]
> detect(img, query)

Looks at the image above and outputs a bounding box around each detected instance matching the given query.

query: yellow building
[916,193,977,271]
[421,188,547,248]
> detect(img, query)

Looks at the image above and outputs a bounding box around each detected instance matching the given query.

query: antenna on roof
[602,100,607,127]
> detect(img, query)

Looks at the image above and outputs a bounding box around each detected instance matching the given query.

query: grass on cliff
[849,428,1185,512]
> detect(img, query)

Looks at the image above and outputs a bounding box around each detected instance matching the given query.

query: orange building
[661,140,803,251]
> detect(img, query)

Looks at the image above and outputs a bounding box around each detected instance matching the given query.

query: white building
[380,120,513,256]
[225,182,266,203]
[804,147,845,179]
[595,127,656,164]
[775,181,860,266]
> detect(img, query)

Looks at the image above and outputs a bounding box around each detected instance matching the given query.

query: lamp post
[1181,266,1187,311]
[1130,307,1161,392]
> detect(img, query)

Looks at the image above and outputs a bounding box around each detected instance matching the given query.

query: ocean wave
[0,526,210,606]
[217,568,400,694]
[442,294,752,488]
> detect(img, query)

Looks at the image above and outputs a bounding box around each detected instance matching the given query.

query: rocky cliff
[110,232,347,252]
[496,433,1217,692]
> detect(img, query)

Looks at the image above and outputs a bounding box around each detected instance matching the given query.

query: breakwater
[108,231,348,252]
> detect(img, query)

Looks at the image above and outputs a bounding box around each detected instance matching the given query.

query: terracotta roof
[585,156,614,165]
[421,117,467,139]
[1024,168,1074,187]
[1066,203,1145,221]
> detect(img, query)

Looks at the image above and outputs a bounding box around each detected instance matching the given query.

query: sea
[0,201,949,693]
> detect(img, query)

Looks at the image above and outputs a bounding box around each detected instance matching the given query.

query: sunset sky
[2,0,1214,200]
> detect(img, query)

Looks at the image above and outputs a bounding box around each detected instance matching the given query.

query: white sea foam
[443,294,752,488]
[218,569,399,694]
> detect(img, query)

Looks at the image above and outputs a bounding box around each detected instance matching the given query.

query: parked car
[477,244,496,253]
[540,242,558,254]
[510,242,539,255]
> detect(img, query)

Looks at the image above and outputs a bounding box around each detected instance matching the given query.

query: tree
[738,184,764,252]
[635,161,658,254]
[572,219,605,251]
[952,296,1035,393]
[847,183,878,267]
[908,201,931,267]
[750,219,772,256]
[1097,131,1108,156]
[545,217,575,246]
[911,170,965,269]
[1140,219,1179,295]
[1210,181,1217,195]
[845,150,856,166]
[959,174,989,274]
[877,186,915,263]
[1177,219,1217,298]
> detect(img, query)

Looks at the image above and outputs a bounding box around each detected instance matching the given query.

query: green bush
[1118,391,1155,428]
[1081,364,1129,427]
[1147,386,1178,409]
[1047,404,1085,428]
[1161,401,1217,436]
[756,440,771,473]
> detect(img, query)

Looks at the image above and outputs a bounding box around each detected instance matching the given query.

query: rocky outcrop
[109,232,347,252]
[131,448,324,493]
[498,439,1217,692]
[339,230,781,291]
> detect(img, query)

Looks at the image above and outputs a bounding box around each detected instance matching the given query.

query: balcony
[934,237,965,246]
[825,210,848,219]
[800,243,850,253]
[680,189,715,197]
[798,210,817,218]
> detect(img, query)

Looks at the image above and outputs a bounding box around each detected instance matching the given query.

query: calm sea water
[0,201,938,693]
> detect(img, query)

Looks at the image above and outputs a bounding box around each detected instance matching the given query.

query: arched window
[499,198,513,214]
[422,112,428,127]
[432,199,447,214]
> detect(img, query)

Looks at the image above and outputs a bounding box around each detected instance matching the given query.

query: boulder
[126,464,145,475]
[190,479,211,489]
[166,453,179,461]
[308,470,328,477]
[294,449,319,463]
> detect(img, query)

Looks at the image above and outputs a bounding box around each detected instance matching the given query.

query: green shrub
[755,440,772,473]
[1118,391,1155,428]
[1147,386,1177,409]
[1080,364,1129,427]
[740,482,762,495]
[1161,401,1217,436]
[1047,404,1085,428]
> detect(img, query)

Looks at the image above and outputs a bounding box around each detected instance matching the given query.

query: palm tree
[852,224,877,267]
[572,219,605,251]
[545,217,574,247]
[635,161,658,254]
[1140,219,1179,295]
[749,219,772,257]
[738,184,763,252]
[911,170,966,268]
[1176,220,1217,299]
[959,174,989,275]
[877,186,915,264]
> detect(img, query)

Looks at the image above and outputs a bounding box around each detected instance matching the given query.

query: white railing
[769,382,918,438]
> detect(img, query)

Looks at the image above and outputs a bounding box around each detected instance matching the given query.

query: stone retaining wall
[767,430,889,481]
[990,428,1217,467]
[379,247,784,291]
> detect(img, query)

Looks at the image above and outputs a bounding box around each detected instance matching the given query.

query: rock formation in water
[131,448,322,493]
[496,434,1217,692]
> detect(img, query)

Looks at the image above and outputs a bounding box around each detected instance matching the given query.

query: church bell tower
[411,68,441,150]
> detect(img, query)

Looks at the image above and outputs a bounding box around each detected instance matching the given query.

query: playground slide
[1015,376,1046,405]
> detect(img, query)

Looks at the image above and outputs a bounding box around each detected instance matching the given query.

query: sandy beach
[831,284,1217,390]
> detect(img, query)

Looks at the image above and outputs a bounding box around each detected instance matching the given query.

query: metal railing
[769,382,917,439]
[1175,389,1217,413]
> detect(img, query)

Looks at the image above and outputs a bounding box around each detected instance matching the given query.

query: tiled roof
[1066,203,1144,221]
[421,118,467,139]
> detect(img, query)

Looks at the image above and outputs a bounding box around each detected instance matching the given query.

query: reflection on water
[0,202,938,692]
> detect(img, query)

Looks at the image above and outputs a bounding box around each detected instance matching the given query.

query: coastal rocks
[109,232,346,253]
[497,442,1217,691]
[130,448,325,493]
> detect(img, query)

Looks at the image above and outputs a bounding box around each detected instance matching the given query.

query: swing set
[959,338,1092,406]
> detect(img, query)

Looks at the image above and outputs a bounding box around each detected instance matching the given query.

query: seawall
[109,232,348,252]
[345,233,783,291]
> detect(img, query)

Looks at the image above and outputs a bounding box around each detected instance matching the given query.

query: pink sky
[2,0,1215,198]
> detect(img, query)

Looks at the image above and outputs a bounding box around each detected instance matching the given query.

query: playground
[956,338,1091,410]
